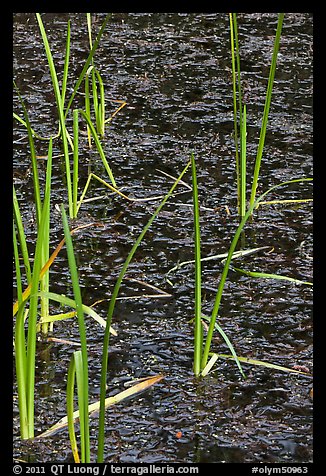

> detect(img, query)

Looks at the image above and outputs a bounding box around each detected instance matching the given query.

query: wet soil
[13,13,313,463]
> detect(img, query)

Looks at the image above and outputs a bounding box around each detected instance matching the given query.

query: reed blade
[191,153,203,376]
[249,13,285,209]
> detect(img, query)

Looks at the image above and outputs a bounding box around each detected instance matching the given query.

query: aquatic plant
[230,13,285,217]
[96,160,191,462]
[14,13,118,219]
[190,153,312,376]
[13,138,53,439]
[188,13,312,377]
[61,204,90,462]
[13,13,312,462]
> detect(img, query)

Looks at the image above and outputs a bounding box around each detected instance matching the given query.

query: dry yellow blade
[36,374,164,438]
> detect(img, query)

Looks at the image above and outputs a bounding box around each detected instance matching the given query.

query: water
[13,13,313,463]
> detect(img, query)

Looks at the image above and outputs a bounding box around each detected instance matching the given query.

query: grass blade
[13,186,31,283]
[231,266,313,286]
[79,109,116,186]
[201,315,245,378]
[38,291,117,335]
[25,139,53,437]
[40,139,53,334]
[191,153,203,376]
[61,19,71,106]
[249,13,285,209]
[73,109,79,218]
[36,13,73,217]
[13,223,102,316]
[66,354,81,463]
[240,104,247,217]
[201,177,312,371]
[214,354,312,376]
[64,14,111,118]
[61,204,90,462]
[229,13,240,214]
[97,160,191,462]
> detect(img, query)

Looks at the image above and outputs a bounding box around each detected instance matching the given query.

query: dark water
[13,13,313,463]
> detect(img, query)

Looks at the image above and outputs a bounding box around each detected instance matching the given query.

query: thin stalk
[40,139,53,334]
[94,68,105,136]
[14,83,42,226]
[13,221,23,306]
[74,352,87,462]
[79,109,116,186]
[61,204,90,462]
[201,315,245,378]
[36,13,73,217]
[229,13,240,214]
[40,229,50,335]
[231,266,313,286]
[73,109,79,218]
[191,153,202,376]
[240,104,247,217]
[233,13,243,136]
[201,177,312,370]
[14,303,29,439]
[97,160,191,462]
[64,14,111,118]
[92,68,99,131]
[25,139,53,437]
[87,13,93,50]
[13,186,31,284]
[61,19,71,106]
[85,66,93,148]
[249,13,285,210]
[67,355,81,463]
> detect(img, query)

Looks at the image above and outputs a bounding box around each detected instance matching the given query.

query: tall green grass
[96,160,191,462]
[230,13,285,217]
[191,169,312,374]
[191,153,245,378]
[14,14,114,219]
[13,14,312,461]
[61,204,90,462]
[14,139,53,438]
[14,14,120,220]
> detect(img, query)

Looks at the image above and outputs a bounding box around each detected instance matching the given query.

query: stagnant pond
[13,13,313,463]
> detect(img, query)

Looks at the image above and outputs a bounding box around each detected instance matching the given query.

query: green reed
[61,204,90,462]
[200,177,312,372]
[14,139,53,438]
[229,13,242,215]
[85,14,106,142]
[191,154,245,378]
[249,13,284,209]
[191,153,203,376]
[97,161,191,462]
[27,14,113,218]
[189,154,312,376]
[14,84,52,334]
[14,14,116,219]
[229,13,284,217]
